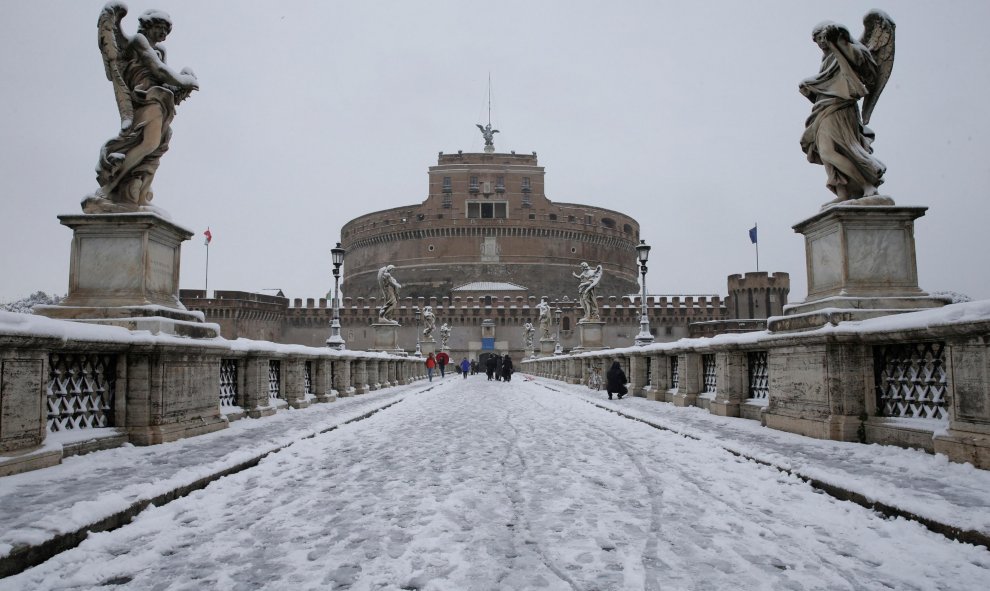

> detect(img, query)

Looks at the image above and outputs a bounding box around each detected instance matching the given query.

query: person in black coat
[606,361,628,400]
[501,354,514,382]
[485,355,497,380]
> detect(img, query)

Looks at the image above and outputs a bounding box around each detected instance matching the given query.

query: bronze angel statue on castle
[800,10,895,207]
[83,2,199,214]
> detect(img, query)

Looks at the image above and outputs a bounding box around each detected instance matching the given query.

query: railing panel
[304,361,313,396]
[47,353,116,432]
[874,342,948,420]
[268,360,282,400]
[219,358,238,407]
[702,354,717,393]
[670,356,679,390]
[747,351,769,400]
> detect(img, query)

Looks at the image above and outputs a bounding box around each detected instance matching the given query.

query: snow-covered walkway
[1,375,988,590]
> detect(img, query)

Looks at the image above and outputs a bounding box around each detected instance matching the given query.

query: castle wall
[180,290,286,342]
[276,294,727,360]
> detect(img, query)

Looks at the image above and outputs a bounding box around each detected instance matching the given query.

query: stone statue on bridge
[537,297,552,340]
[439,322,450,349]
[84,3,199,214]
[377,265,401,324]
[523,321,535,349]
[422,306,436,340]
[573,262,603,322]
[799,10,896,206]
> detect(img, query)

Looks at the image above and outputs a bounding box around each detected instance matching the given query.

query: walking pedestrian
[459,357,470,378]
[606,360,628,400]
[494,355,503,381]
[425,352,436,382]
[485,355,497,381]
[501,354,514,382]
[470,360,478,375]
[436,350,450,378]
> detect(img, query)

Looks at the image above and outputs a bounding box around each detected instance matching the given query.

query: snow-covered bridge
[2,375,988,590]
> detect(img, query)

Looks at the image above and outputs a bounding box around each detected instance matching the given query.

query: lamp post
[326,242,346,349]
[413,306,422,357]
[634,239,654,346]
[554,307,563,354]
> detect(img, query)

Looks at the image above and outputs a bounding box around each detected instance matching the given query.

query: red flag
[204,228,212,245]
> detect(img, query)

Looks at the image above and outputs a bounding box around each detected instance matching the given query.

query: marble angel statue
[84,2,199,214]
[799,10,895,206]
[573,262,603,321]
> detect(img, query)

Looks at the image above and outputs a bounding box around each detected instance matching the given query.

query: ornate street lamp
[634,239,654,346]
[413,306,422,357]
[326,242,347,349]
[554,307,563,354]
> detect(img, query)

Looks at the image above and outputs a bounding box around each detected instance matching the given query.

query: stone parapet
[520,300,990,471]
[0,312,418,477]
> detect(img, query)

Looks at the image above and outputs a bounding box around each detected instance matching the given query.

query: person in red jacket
[436,351,450,378]
[425,352,436,382]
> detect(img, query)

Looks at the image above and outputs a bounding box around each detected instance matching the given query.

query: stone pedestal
[769,204,944,332]
[573,320,607,351]
[35,213,218,338]
[370,322,402,352]
[419,340,436,356]
[539,338,556,356]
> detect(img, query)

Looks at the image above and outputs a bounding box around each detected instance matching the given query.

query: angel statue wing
[97,1,134,130]
[860,10,895,126]
[588,265,604,291]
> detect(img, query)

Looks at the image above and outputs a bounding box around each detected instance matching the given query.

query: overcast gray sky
[2,0,988,304]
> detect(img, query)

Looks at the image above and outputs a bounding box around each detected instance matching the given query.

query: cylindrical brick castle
[341,151,641,300]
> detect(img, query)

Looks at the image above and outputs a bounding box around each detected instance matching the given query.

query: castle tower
[340,147,641,300]
[725,272,790,320]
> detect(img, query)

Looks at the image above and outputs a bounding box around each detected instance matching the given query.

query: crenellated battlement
[727,272,790,290]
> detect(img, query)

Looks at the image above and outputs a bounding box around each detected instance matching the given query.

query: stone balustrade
[0,312,425,477]
[521,301,990,470]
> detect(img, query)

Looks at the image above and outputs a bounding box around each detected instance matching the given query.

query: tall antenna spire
[477,74,499,153]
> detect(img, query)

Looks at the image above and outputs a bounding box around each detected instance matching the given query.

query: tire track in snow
[495,389,583,591]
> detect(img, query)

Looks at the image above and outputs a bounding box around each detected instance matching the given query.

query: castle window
[522,191,531,208]
[562,317,571,331]
[529,214,536,220]
[442,176,452,192]
[469,176,480,193]
[623,223,633,234]
[568,215,576,222]
[601,217,616,229]
[442,194,452,208]
[521,177,531,192]
[495,176,505,192]
[467,201,508,219]
[548,214,558,221]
